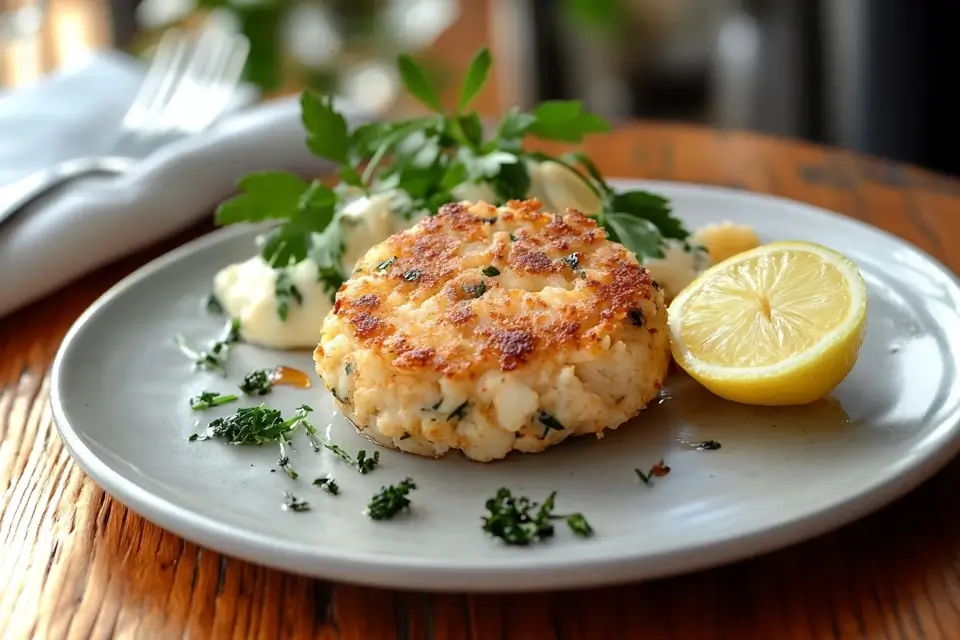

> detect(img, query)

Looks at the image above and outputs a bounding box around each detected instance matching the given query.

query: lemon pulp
[667,241,867,406]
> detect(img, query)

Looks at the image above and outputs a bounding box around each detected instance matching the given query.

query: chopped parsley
[282,491,310,512]
[239,369,272,396]
[367,478,417,520]
[462,281,487,298]
[402,269,422,282]
[313,476,340,495]
[481,265,501,277]
[448,401,469,422]
[320,440,381,474]
[189,391,238,411]
[538,412,565,438]
[376,257,397,272]
[628,309,645,327]
[274,270,303,322]
[189,404,316,479]
[204,293,223,315]
[635,459,672,485]
[482,489,592,545]
[174,317,241,376]
[561,252,585,277]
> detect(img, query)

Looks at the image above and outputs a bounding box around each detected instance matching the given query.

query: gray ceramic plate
[51,181,960,592]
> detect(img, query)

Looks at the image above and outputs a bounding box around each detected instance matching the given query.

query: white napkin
[0,51,367,319]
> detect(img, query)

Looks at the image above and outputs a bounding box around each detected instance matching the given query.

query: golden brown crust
[332,199,659,377]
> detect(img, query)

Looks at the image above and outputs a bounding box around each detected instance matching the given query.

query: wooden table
[2,124,960,639]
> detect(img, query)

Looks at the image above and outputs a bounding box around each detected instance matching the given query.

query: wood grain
[2,123,960,639]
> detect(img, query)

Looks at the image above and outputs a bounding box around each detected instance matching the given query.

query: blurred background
[1,0,957,176]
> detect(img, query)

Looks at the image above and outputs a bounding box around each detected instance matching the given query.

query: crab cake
[313,199,671,462]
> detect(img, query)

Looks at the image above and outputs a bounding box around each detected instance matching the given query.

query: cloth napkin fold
[0,51,364,319]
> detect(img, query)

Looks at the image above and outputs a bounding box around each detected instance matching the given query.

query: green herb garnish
[367,478,417,520]
[274,270,303,322]
[561,252,586,278]
[538,412,565,438]
[313,476,340,495]
[189,391,238,411]
[239,369,272,396]
[462,281,487,298]
[213,47,688,301]
[448,401,469,422]
[377,256,397,272]
[402,269,422,282]
[282,491,310,512]
[481,489,591,545]
[174,317,241,375]
[204,293,223,315]
[628,309,645,327]
[481,265,500,277]
[189,404,316,479]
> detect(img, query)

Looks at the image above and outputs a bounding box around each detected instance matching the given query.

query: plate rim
[50,180,960,592]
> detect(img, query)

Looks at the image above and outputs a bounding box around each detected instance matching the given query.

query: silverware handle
[0,157,132,229]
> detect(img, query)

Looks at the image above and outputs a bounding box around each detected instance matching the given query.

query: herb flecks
[190,391,238,411]
[367,478,417,520]
[628,309,645,327]
[538,412,565,438]
[319,439,381,474]
[566,513,594,538]
[402,269,422,282]
[275,270,303,322]
[448,401,469,422]
[283,491,310,512]
[561,252,586,278]
[635,459,672,485]
[481,265,500,277]
[189,404,318,480]
[482,489,591,545]
[174,318,241,376]
[462,281,487,298]
[204,293,223,315]
[697,440,722,451]
[377,257,397,272]
[313,476,341,495]
[239,369,273,396]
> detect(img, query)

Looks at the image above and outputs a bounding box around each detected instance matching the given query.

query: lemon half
[667,241,867,406]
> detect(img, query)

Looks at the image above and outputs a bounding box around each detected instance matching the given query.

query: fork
[0,27,250,228]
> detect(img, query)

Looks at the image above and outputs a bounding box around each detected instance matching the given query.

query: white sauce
[642,239,711,301]
[213,161,714,349]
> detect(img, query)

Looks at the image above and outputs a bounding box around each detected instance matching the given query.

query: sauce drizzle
[270,365,313,389]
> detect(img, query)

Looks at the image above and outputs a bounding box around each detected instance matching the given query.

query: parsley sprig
[214,47,691,303]
[367,478,417,520]
[482,489,593,545]
[174,318,241,376]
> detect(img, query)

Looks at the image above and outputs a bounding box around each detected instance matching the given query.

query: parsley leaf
[610,191,689,240]
[274,270,302,321]
[602,211,665,260]
[215,172,310,225]
[397,54,442,112]
[239,369,272,396]
[527,100,611,142]
[458,47,492,111]
[301,91,349,164]
[496,107,537,151]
